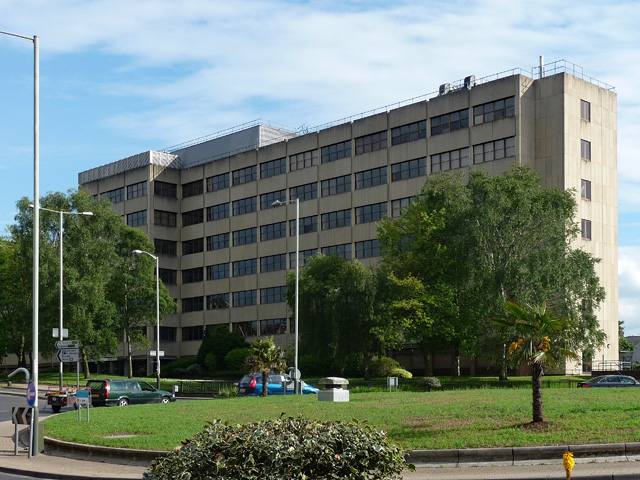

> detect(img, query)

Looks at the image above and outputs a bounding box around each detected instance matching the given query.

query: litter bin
[318,377,349,402]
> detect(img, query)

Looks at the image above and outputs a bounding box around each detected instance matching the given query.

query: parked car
[577,375,640,388]
[237,373,319,396]
[86,379,176,406]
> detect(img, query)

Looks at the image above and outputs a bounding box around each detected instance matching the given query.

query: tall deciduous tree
[286,254,380,377]
[490,302,581,423]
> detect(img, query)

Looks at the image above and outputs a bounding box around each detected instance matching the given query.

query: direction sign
[12,406,32,425]
[57,349,80,362]
[55,340,79,349]
[150,350,165,357]
[26,382,36,407]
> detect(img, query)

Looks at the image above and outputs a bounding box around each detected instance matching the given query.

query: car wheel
[52,405,61,413]
[117,398,129,406]
[161,397,170,404]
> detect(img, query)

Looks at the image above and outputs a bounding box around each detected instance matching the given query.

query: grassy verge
[43,388,640,451]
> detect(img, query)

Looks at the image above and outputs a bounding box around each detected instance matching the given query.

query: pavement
[1,383,640,479]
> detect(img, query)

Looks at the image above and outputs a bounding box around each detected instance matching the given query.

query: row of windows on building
[159,316,292,342]
[579,99,593,240]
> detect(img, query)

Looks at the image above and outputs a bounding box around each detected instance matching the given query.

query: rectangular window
[290,249,318,269]
[473,137,516,164]
[207,233,229,251]
[260,318,287,335]
[182,325,204,342]
[261,157,286,178]
[104,187,124,204]
[207,203,229,221]
[182,297,204,313]
[182,267,204,284]
[126,210,147,227]
[321,175,351,197]
[154,181,177,198]
[321,141,351,163]
[232,290,257,307]
[431,147,469,173]
[473,96,515,125]
[392,120,427,145]
[581,219,592,240]
[159,326,177,342]
[233,227,257,246]
[233,258,257,277]
[182,325,204,341]
[261,286,287,304]
[321,243,352,260]
[232,165,257,186]
[182,209,204,227]
[355,130,388,155]
[430,110,469,136]
[290,183,317,202]
[158,268,177,284]
[261,254,286,273]
[321,209,351,230]
[581,100,591,121]
[581,179,591,201]
[127,181,147,200]
[233,321,258,337]
[391,197,413,218]
[355,239,380,259]
[290,215,318,235]
[289,149,318,171]
[232,196,257,216]
[182,180,204,198]
[355,166,387,190]
[260,221,286,241]
[206,173,229,192]
[391,157,427,181]
[581,140,591,161]
[207,293,230,310]
[154,239,177,256]
[154,210,177,227]
[207,263,229,280]
[260,190,286,210]
[182,238,204,255]
[355,202,387,224]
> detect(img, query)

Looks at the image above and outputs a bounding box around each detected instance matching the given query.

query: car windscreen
[240,376,254,384]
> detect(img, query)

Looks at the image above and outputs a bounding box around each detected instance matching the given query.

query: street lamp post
[30,205,93,390]
[272,198,300,394]
[1,29,39,454]
[132,249,161,389]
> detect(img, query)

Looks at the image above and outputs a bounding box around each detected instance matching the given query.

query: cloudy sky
[1,0,639,332]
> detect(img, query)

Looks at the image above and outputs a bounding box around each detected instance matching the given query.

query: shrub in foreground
[144,416,413,480]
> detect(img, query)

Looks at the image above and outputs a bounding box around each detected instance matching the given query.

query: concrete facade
[75,65,617,375]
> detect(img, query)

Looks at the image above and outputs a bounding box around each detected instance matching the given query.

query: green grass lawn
[43,387,640,451]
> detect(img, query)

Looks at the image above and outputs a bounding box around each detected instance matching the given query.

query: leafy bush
[224,348,249,371]
[204,352,217,372]
[369,356,403,377]
[163,357,197,378]
[144,416,412,480]
[197,325,247,370]
[390,367,412,379]
[419,377,441,391]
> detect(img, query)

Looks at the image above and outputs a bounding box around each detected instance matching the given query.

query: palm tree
[246,337,287,397]
[490,302,581,423]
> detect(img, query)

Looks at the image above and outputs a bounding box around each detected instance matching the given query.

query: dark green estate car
[86,379,176,406]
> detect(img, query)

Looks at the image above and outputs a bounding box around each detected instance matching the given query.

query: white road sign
[55,340,79,349]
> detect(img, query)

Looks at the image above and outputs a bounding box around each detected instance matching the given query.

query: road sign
[150,351,165,357]
[55,339,78,348]
[26,382,36,407]
[12,407,32,425]
[52,328,69,338]
[57,349,80,362]
[75,389,91,406]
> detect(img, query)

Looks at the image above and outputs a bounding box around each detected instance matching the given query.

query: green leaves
[144,416,411,480]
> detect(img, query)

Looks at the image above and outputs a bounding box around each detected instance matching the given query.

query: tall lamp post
[272,198,300,394]
[1,29,39,454]
[132,249,161,389]
[30,205,93,390]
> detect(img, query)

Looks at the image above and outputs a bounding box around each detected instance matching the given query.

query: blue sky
[1,0,639,332]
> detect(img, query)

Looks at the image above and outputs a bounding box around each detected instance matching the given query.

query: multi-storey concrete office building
[78,60,618,375]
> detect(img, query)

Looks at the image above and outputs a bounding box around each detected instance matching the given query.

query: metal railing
[591,360,632,372]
